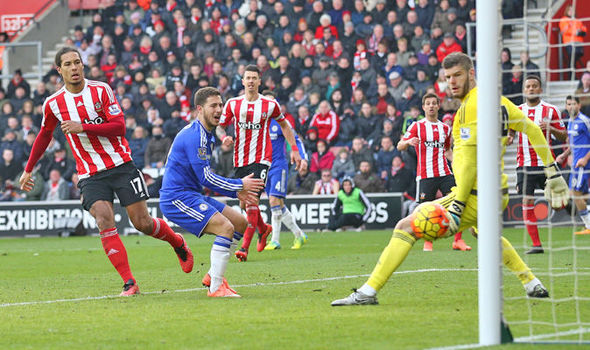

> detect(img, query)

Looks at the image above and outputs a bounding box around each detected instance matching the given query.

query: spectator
[326,176,372,232]
[519,51,541,78]
[436,33,463,63]
[438,7,459,35]
[69,173,81,200]
[296,105,313,136]
[313,169,340,195]
[42,147,76,182]
[0,130,24,163]
[559,5,587,78]
[332,148,356,180]
[501,48,515,89]
[310,139,335,174]
[575,72,590,115]
[0,148,22,185]
[310,100,340,145]
[388,71,410,104]
[354,160,385,193]
[41,169,69,201]
[385,155,417,215]
[504,65,524,105]
[144,125,171,169]
[287,166,319,195]
[32,82,50,107]
[441,86,461,114]
[303,126,319,158]
[211,140,234,178]
[6,69,30,99]
[415,0,435,30]
[357,102,382,141]
[128,126,149,169]
[375,136,401,180]
[398,85,421,113]
[350,136,374,170]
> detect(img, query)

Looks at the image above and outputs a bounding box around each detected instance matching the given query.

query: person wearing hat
[436,32,462,63]
[325,176,372,232]
[440,7,459,35]
[387,71,410,104]
[6,68,30,99]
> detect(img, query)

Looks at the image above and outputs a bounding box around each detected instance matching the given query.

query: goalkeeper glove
[445,200,465,236]
[543,162,569,209]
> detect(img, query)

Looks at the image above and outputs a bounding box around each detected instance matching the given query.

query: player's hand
[241,173,264,193]
[19,171,34,192]
[506,134,514,146]
[61,120,84,134]
[299,159,308,172]
[576,158,588,168]
[237,189,259,205]
[291,150,302,170]
[555,153,566,165]
[446,200,465,236]
[222,135,233,147]
[543,162,569,209]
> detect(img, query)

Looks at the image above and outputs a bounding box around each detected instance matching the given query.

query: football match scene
[0,0,589,348]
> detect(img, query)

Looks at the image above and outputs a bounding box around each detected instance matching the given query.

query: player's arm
[20,102,59,191]
[216,100,233,146]
[278,119,302,170]
[545,108,567,142]
[359,190,372,222]
[397,123,418,151]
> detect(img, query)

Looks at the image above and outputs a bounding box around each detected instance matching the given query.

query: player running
[332,52,568,306]
[508,75,566,253]
[397,92,472,252]
[216,65,302,262]
[19,47,193,296]
[260,91,309,251]
[159,87,265,297]
[556,96,590,235]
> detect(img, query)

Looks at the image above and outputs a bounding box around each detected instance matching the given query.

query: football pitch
[0,228,588,349]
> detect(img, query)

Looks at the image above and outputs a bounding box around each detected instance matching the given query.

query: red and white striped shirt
[402,118,452,180]
[41,79,132,179]
[517,100,565,167]
[220,94,285,167]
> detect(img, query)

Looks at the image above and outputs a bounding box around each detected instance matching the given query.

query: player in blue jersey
[556,95,590,235]
[261,91,310,250]
[159,87,265,297]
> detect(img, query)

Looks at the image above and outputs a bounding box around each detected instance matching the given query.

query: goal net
[477,0,590,345]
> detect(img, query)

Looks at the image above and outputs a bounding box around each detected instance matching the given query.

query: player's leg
[79,173,139,296]
[570,168,590,234]
[267,195,283,249]
[417,178,436,251]
[517,167,543,253]
[236,164,271,255]
[119,165,192,273]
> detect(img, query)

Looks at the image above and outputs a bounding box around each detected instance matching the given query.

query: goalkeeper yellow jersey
[451,87,555,203]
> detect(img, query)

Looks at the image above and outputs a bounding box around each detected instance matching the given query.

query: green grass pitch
[0,228,588,349]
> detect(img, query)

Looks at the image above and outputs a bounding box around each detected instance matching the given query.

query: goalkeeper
[332,52,569,306]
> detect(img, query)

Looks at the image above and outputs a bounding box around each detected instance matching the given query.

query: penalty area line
[0,268,476,308]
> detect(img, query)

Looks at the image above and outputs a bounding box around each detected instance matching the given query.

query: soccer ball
[410,203,451,241]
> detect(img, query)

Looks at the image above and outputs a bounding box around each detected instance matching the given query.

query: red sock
[150,218,183,248]
[256,209,269,232]
[524,205,542,246]
[100,228,134,283]
[454,231,462,242]
[241,206,258,250]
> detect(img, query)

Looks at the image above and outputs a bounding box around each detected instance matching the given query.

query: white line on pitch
[0,268,476,308]
[515,327,590,342]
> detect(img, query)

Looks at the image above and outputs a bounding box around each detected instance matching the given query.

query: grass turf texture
[0,228,588,349]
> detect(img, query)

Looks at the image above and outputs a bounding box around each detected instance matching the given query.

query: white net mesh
[496,0,590,344]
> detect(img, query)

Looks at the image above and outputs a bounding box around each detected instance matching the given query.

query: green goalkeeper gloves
[446,200,465,236]
[544,162,569,209]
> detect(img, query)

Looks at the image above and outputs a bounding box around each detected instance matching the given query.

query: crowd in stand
[0,0,583,204]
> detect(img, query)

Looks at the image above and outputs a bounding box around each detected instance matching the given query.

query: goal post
[476,0,503,346]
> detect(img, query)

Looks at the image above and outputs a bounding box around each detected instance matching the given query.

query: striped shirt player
[400,118,453,202]
[20,48,193,296]
[220,94,285,168]
[215,65,302,260]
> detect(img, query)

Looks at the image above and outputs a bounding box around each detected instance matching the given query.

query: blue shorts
[160,192,226,238]
[569,167,590,193]
[265,165,288,198]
